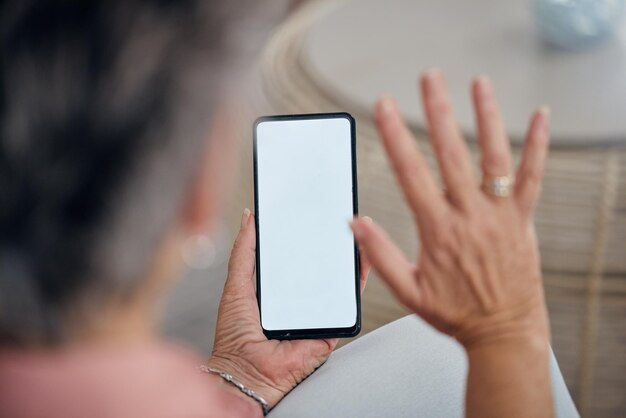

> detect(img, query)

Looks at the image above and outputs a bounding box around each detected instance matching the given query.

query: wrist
[203,368,265,416]
[465,330,550,360]
[465,331,554,418]
[208,355,285,409]
[454,295,550,350]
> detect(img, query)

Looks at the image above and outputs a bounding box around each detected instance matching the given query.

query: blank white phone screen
[255,117,357,331]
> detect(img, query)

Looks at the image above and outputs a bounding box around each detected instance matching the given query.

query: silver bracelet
[199,365,270,416]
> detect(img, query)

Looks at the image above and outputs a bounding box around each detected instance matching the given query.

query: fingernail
[241,208,251,228]
[422,68,442,88]
[538,105,551,134]
[362,216,373,224]
[423,67,441,80]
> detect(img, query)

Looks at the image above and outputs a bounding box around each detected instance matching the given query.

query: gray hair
[0,0,285,346]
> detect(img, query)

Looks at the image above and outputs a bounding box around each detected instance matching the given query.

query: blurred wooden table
[305,0,626,146]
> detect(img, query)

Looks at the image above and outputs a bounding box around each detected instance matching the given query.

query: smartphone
[253,112,360,340]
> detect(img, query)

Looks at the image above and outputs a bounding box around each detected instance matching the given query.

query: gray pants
[270,315,579,417]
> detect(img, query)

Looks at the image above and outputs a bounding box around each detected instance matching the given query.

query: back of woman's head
[0,0,282,346]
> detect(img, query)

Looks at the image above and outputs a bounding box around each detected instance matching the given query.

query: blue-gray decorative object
[534,0,626,49]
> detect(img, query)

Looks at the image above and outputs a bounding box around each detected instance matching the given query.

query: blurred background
[160,1,626,417]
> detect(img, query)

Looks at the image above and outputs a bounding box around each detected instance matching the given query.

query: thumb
[351,217,420,311]
[224,208,256,293]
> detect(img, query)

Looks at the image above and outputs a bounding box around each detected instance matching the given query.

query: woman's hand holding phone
[351,70,554,417]
[208,210,370,411]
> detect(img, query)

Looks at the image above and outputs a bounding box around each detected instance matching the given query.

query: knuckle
[482,150,509,171]
[227,256,250,278]
[230,237,243,255]
[523,166,545,185]
[468,212,501,242]
[480,219,501,243]
[227,250,240,271]
[397,159,422,179]
[430,222,454,250]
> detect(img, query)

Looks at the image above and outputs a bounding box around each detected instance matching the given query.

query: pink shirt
[0,342,261,418]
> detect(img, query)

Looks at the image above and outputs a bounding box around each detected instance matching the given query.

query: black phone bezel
[253,112,361,340]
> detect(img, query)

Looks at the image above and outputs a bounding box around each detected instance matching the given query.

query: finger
[358,246,370,294]
[290,337,338,359]
[421,69,476,208]
[358,217,373,294]
[224,208,256,294]
[374,97,447,225]
[351,217,421,310]
[514,107,550,217]
[471,76,512,178]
